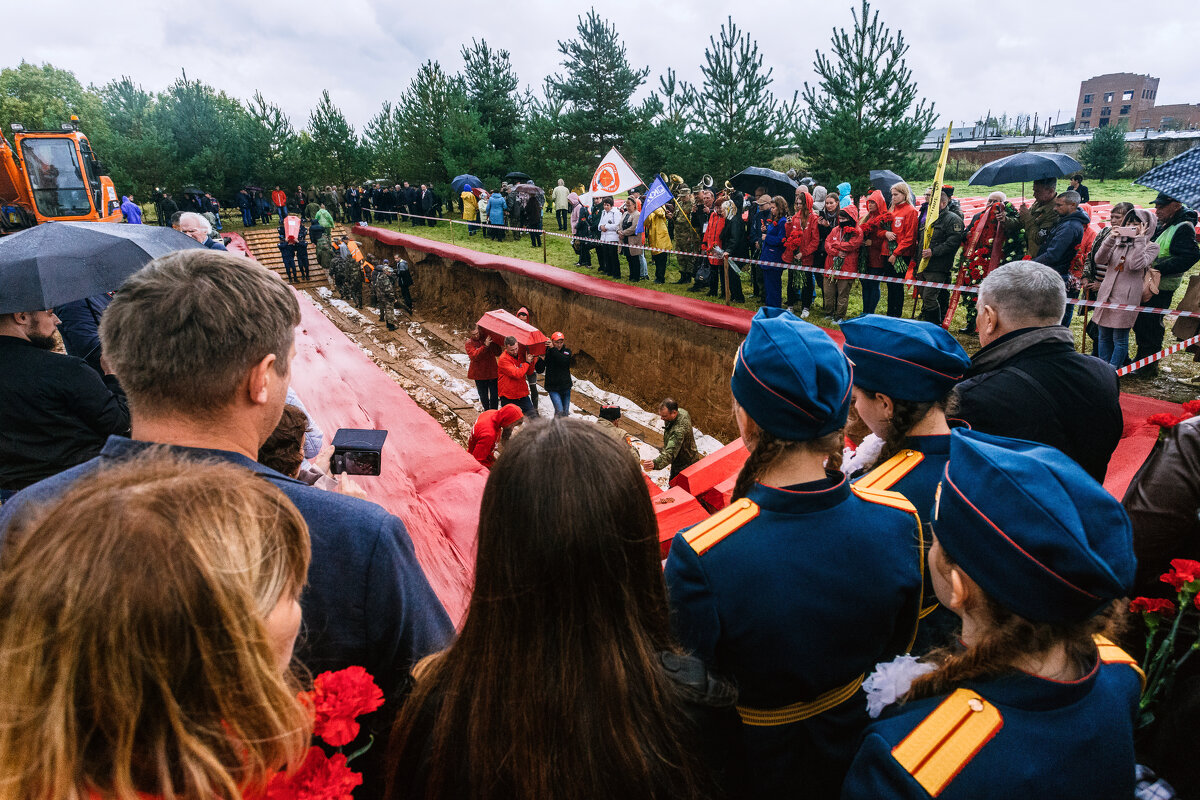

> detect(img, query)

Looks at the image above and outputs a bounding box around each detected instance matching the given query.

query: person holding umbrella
[1018,178,1059,257]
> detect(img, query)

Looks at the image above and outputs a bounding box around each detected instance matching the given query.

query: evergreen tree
[246,91,304,189]
[688,17,798,180]
[154,71,256,198]
[1079,123,1128,181]
[307,89,363,186]
[364,100,405,183]
[394,61,454,183]
[517,81,588,190]
[796,0,936,194]
[629,70,698,179]
[459,38,521,170]
[95,76,174,198]
[547,9,649,159]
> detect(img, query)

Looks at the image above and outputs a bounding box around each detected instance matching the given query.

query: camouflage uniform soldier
[673,189,700,284]
[373,261,398,331]
[347,257,365,308]
[315,230,334,280]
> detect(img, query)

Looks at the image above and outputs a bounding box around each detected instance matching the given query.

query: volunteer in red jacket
[884,183,919,318]
[497,336,536,416]
[465,326,501,410]
[783,188,820,317]
[466,405,525,467]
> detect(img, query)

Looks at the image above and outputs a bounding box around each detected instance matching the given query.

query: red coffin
[670,437,749,500]
[698,473,739,513]
[283,214,301,244]
[651,486,711,558]
[477,310,547,357]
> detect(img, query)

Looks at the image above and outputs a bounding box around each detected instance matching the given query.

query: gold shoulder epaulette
[851,482,918,514]
[683,498,760,556]
[1094,634,1146,691]
[857,449,925,491]
[891,688,1003,797]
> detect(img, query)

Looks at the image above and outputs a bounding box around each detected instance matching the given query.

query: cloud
[8,0,1197,134]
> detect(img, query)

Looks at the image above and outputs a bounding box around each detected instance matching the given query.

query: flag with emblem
[636,175,673,234]
[589,147,644,198]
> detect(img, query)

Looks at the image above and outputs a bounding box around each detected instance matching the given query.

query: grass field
[953,178,1161,208]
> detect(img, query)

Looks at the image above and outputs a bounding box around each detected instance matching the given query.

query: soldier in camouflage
[373,260,398,331]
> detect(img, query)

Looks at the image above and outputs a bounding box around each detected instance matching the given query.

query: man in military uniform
[1018,177,1059,257]
[640,398,700,479]
[346,251,365,308]
[393,258,414,313]
[373,260,398,330]
[314,225,334,284]
[917,188,965,325]
[596,404,639,464]
[672,188,700,285]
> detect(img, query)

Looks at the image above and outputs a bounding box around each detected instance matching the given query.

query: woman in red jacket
[883,183,919,317]
[783,188,820,317]
[466,404,525,467]
[496,336,536,416]
[858,189,894,316]
[465,326,501,410]
[824,205,864,323]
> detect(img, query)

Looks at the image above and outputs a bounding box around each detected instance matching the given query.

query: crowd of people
[1,169,1199,799]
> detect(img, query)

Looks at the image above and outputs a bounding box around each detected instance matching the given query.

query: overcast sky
[12,0,1199,134]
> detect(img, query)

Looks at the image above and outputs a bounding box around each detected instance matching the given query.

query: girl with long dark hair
[387,418,744,800]
[842,430,1140,800]
[665,308,925,798]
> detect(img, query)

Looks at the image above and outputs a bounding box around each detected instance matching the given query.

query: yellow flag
[917,123,953,273]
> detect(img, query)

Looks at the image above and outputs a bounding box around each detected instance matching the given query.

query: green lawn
[952,179,1160,209]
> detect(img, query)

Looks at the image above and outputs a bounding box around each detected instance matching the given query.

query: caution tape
[1116,333,1200,377]
[351,210,1200,320]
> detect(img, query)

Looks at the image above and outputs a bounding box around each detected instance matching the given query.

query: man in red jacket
[466,404,525,467]
[496,336,536,416]
[271,186,288,220]
[464,326,501,410]
[883,183,919,318]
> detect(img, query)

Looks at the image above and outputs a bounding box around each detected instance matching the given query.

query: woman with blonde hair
[0,454,313,800]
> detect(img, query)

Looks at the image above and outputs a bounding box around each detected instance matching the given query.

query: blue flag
[635,175,673,235]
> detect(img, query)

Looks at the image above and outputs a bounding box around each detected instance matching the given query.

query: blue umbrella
[0,221,202,315]
[968,152,1083,186]
[451,174,484,195]
[1135,146,1200,209]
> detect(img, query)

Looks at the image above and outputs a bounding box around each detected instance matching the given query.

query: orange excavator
[0,115,121,234]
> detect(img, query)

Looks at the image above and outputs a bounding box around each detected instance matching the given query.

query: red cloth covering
[466,405,525,467]
[464,334,500,380]
[496,351,534,399]
[477,309,547,357]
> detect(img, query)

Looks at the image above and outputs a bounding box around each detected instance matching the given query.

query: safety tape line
[351,210,1200,319]
[1116,333,1200,376]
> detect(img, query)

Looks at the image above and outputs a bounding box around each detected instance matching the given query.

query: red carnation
[1148,413,1185,429]
[302,667,385,748]
[1129,596,1177,617]
[1182,399,1200,416]
[1161,558,1200,592]
[264,747,362,800]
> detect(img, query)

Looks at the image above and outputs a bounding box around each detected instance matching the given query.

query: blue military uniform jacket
[853,433,957,653]
[665,472,925,798]
[841,637,1142,799]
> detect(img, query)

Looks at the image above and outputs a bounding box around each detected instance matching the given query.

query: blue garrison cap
[934,430,1135,624]
[841,315,971,402]
[731,307,852,441]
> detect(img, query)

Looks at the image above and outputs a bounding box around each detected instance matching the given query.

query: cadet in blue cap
[842,314,972,652]
[842,429,1140,800]
[665,307,925,799]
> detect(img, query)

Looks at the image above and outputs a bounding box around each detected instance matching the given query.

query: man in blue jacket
[0,249,454,799]
[1033,190,1089,325]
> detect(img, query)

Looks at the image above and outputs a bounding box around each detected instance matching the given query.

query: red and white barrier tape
[1116,333,1200,377]
[352,212,1200,320]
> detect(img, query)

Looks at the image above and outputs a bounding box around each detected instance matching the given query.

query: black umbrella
[0,222,203,315]
[503,171,532,183]
[513,183,545,201]
[1135,146,1200,209]
[451,174,484,195]
[968,152,1082,186]
[729,167,799,199]
[869,169,907,194]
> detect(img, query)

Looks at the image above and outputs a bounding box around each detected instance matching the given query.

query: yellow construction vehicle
[0,115,121,233]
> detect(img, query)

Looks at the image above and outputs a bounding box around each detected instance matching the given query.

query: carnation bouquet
[1129,560,1200,729]
[264,666,385,800]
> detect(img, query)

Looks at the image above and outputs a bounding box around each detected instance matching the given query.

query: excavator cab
[0,116,121,233]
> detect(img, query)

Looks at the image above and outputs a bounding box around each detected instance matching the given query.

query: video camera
[330,428,388,476]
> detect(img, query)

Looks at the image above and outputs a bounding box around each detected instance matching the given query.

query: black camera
[330,428,388,476]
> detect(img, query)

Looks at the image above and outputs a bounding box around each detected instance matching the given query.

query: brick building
[1137,103,1200,131]
[1075,73,1158,130]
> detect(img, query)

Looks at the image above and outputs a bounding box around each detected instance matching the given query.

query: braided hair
[732,427,845,501]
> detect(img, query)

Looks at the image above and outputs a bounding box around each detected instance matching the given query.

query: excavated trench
[354,237,747,441]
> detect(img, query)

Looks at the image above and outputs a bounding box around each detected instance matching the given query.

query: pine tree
[517,81,587,190]
[96,76,174,198]
[1079,123,1128,181]
[629,70,698,178]
[459,38,521,168]
[797,0,935,194]
[308,90,362,186]
[688,17,798,180]
[364,100,406,183]
[246,91,304,187]
[547,9,649,158]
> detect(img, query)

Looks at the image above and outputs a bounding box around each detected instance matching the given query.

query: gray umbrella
[1136,146,1200,209]
[0,222,203,315]
[968,152,1083,186]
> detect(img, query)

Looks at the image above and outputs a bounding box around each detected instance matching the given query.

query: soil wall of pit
[359,239,744,440]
